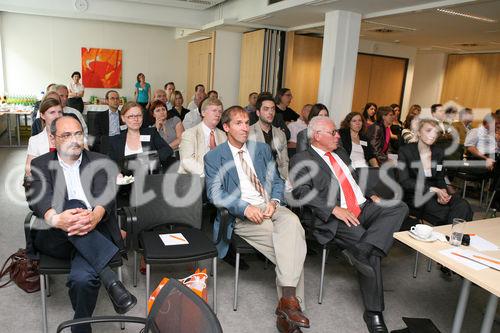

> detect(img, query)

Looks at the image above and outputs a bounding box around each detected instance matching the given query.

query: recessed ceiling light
[364,20,416,31]
[436,8,497,23]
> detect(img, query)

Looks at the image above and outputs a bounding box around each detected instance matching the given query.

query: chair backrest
[134,173,203,234]
[146,278,222,333]
[124,150,161,175]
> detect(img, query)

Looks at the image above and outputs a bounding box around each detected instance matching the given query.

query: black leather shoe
[223,251,250,271]
[342,249,375,278]
[106,280,137,314]
[363,311,388,333]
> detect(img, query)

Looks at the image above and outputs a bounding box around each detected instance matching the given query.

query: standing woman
[134,73,152,125]
[339,112,378,168]
[362,102,377,127]
[367,106,397,164]
[170,90,190,121]
[67,71,85,113]
[150,100,184,150]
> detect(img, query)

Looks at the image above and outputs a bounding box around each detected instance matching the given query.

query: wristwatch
[270,200,279,208]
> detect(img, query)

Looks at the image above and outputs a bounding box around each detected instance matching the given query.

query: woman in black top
[390,103,403,152]
[398,118,472,225]
[169,90,190,121]
[275,88,299,123]
[362,102,377,127]
[367,106,397,164]
[339,112,378,168]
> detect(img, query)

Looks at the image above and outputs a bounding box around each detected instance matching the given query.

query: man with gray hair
[53,84,89,144]
[290,116,408,333]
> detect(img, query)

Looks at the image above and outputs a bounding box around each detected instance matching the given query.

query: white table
[0,109,32,147]
[83,104,122,114]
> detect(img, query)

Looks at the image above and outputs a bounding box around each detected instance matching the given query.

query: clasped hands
[52,206,104,236]
[430,187,451,205]
[244,202,277,224]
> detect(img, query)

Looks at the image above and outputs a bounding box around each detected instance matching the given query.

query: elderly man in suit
[204,106,309,333]
[28,116,136,333]
[289,116,408,333]
[178,97,226,176]
[90,90,124,152]
[249,95,289,181]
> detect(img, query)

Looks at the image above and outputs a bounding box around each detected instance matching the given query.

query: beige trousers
[234,204,307,306]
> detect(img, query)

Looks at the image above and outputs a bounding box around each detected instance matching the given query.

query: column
[317,10,361,126]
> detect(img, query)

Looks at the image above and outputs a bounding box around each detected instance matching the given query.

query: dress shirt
[464,125,496,156]
[311,145,366,208]
[350,142,368,169]
[183,108,202,130]
[287,118,307,143]
[27,130,49,157]
[58,154,91,210]
[201,122,218,150]
[187,100,198,111]
[108,109,121,136]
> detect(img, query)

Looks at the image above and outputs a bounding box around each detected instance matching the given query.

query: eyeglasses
[126,114,143,120]
[54,131,84,141]
[316,129,338,136]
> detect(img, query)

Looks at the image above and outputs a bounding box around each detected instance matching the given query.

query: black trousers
[415,193,473,226]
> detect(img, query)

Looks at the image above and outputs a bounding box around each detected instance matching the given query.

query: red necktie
[209,130,216,150]
[325,152,361,218]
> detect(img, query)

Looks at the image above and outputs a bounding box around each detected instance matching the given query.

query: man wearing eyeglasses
[90,90,124,152]
[289,116,408,333]
[28,116,137,333]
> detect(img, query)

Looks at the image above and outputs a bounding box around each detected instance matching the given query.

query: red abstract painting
[81,48,122,88]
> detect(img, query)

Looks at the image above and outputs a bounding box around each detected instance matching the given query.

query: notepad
[159,233,189,246]
[469,235,499,252]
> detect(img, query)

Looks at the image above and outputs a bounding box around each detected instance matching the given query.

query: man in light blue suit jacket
[204,106,309,333]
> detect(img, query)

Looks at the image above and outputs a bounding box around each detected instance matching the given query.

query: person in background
[55,84,89,145]
[187,84,206,111]
[207,90,218,99]
[67,71,85,113]
[452,108,473,146]
[401,111,420,145]
[367,106,397,165]
[250,92,291,141]
[275,88,299,123]
[150,100,184,150]
[390,104,403,127]
[465,113,497,171]
[90,90,124,153]
[25,98,63,176]
[153,89,180,119]
[170,90,190,121]
[288,104,312,149]
[183,96,205,130]
[32,90,61,136]
[431,103,454,155]
[362,102,377,127]
[245,92,258,113]
[32,83,56,121]
[339,112,378,169]
[164,82,175,109]
[408,104,422,117]
[390,104,403,153]
[134,73,151,111]
[296,103,329,153]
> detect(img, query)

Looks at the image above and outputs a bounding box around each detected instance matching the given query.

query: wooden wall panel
[187,37,213,100]
[367,56,407,107]
[238,30,265,105]
[352,54,372,113]
[476,53,500,111]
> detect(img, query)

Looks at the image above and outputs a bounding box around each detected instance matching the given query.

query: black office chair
[56,278,223,333]
[24,212,123,333]
[121,173,218,315]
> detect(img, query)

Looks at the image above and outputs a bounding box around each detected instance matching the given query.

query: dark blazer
[90,109,124,152]
[169,107,190,121]
[366,122,391,164]
[28,150,124,253]
[398,143,447,205]
[289,146,376,244]
[338,128,376,163]
[204,140,284,258]
[107,127,173,173]
[276,106,299,123]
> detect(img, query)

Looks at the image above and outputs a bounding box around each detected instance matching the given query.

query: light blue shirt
[109,109,120,136]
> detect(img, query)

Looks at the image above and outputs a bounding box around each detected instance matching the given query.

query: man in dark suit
[289,116,408,333]
[204,106,309,333]
[28,116,136,333]
[90,90,123,152]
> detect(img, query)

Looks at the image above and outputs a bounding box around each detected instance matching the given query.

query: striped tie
[238,150,269,202]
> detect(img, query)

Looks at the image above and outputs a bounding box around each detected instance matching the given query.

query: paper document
[440,248,488,271]
[159,233,189,246]
[469,235,499,252]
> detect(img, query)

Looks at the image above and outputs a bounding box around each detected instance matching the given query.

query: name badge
[360,140,368,146]
[436,165,443,171]
[140,135,151,142]
[120,125,128,131]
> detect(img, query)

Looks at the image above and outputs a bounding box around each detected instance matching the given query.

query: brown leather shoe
[277,316,303,333]
[275,296,310,328]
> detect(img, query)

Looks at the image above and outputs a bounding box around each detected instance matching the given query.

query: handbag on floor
[0,248,40,293]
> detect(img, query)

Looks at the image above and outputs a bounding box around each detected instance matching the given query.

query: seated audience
[408,104,422,116]
[244,92,258,113]
[91,90,123,152]
[178,97,226,176]
[67,71,85,113]
[296,103,329,153]
[170,90,190,121]
[275,88,299,123]
[187,84,206,111]
[452,108,473,146]
[339,112,378,168]
[431,103,454,148]
[464,113,497,171]
[204,106,309,333]
[164,81,175,109]
[32,83,56,122]
[28,116,137,333]
[290,116,408,333]
[183,97,204,130]
[362,102,377,127]
[207,90,218,99]
[249,95,289,180]
[401,111,419,145]
[287,104,312,149]
[31,91,62,136]
[366,106,397,164]
[250,92,291,141]
[390,103,403,152]
[108,102,173,174]
[55,84,89,142]
[150,100,184,150]
[25,98,63,176]
[398,118,473,225]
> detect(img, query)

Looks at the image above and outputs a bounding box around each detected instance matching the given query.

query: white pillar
[318,10,361,126]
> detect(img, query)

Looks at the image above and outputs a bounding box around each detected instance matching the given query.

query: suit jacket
[204,140,284,258]
[296,129,308,153]
[178,122,227,176]
[249,111,291,141]
[107,127,173,173]
[338,127,376,163]
[248,123,289,180]
[90,109,124,152]
[366,122,390,163]
[289,146,375,244]
[398,143,447,205]
[28,150,124,253]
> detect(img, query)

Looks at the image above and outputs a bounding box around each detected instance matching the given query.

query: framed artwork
[81,47,122,88]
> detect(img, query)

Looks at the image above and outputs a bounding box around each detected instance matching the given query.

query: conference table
[394,218,500,333]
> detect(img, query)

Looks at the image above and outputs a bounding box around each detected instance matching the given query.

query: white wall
[1,12,188,101]
[409,52,447,110]
[213,30,242,108]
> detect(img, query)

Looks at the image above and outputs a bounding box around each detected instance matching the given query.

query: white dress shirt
[183,108,202,130]
[350,142,368,169]
[58,154,91,210]
[201,122,218,150]
[311,145,366,208]
[464,125,496,156]
[27,129,49,157]
[287,118,307,143]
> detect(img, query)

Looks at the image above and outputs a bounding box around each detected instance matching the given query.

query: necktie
[238,150,269,202]
[209,130,216,150]
[325,152,361,218]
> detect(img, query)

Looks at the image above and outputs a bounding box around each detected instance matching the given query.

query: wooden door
[187,38,213,99]
[238,30,266,106]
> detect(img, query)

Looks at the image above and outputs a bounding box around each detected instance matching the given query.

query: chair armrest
[56,316,147,333]
[214,207,231,245]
